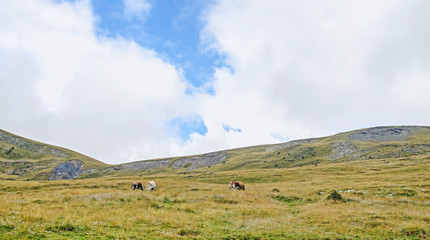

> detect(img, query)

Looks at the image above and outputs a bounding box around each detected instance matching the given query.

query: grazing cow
[146,181,156,191]
[228,181,245,190]
[131,182,144,191]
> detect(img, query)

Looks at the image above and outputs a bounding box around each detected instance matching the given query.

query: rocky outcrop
[105,159,172,173]
[50,159,84,180]
[171,152,228,170]
[349,126,427,142]
[103,152,229,173]
[327,142,358,160]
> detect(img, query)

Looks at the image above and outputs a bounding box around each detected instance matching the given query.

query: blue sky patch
[168,116,208,141]
[223,124,242,133]
[91,0,227,90]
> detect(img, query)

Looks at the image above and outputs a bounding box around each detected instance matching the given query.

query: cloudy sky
[1,0,429,164]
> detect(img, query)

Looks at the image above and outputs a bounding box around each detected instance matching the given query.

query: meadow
[1,155,430,239]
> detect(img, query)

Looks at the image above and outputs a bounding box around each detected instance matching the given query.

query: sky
[1,0,430,164]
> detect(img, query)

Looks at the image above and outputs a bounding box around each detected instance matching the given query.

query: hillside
[101,125,430,176]
[215,126,430,171]
[0,130,108,180]
[1,126,430,180]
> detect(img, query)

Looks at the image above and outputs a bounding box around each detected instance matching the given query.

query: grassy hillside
[0,126,430,180]
[95,126,430,178]
[0,129,108,180]
[2,126,430,180]
[185,126,430,172]
[1,155,429,239]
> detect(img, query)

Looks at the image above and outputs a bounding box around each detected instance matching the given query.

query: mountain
[1,126,430,180]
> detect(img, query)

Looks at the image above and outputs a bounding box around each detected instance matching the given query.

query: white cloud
[1,0,430,164]
[123,0,151,22]
[0,0,198,163]
[196,0,430,148]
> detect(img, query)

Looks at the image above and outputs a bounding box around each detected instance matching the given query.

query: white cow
[146,181,156,191]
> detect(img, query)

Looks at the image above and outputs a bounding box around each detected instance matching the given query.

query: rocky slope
[99,151,228,177]
[256,125,430,169]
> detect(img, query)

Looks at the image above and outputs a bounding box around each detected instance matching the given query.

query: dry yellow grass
[1,156,430,239]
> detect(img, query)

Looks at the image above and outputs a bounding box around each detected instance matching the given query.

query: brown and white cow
[131,182,144,191]
[228,181,245,190]
[146,181,156,191]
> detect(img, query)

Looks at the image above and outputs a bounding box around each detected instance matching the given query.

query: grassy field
[1,155,430,239]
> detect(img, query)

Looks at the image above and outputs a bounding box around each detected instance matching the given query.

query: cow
[131,182,144,191]
[146,181,156,191]
[228,181,245,190]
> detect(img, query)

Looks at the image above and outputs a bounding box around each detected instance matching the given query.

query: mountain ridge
[1,125,429,180]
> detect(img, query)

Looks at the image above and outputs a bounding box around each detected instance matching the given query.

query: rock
[171,152,228,170]
[50,159,84,180]
[327,142,357,160]
[106,159,172,173]
[349,126,427,142]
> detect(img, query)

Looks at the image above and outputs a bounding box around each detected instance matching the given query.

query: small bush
[327,190,343,201]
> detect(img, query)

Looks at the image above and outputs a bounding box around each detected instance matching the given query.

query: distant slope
[0,129,108,180]
[213,126,430,171]
[100,125,430,176]
[2,126,430,180]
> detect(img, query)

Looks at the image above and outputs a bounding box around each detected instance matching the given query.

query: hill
[0,129,108,180]
[101,125,430,176]
[1,126,430,180]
